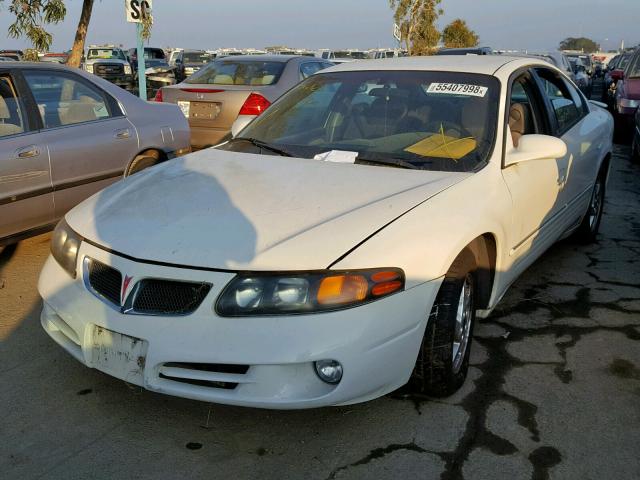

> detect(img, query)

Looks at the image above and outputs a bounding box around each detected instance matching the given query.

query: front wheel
[410,249,477,397]
[573,171,606,243]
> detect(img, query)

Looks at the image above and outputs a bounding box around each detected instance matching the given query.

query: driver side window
[508,75,541,147]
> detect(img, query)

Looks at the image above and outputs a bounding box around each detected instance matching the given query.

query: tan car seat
[213,74,234,84]
[508,103,528,147]
[0,96,23,136]
[59,100,98,125]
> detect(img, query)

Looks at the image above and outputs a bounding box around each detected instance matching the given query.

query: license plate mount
[91,326,147,385]
[177,100,190,118]
[190,101,221,120]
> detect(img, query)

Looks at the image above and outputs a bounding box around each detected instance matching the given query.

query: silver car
[158,55,333,148]
[0,62,190,245]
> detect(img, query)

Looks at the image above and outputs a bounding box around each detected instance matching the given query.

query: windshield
[334,51,368,59]
[144,49,165,60]
[88,49,125,60]
[183,51,211,64]
[186,60,285,85]
[232,71,500,172]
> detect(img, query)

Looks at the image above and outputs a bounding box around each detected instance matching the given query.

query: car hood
[66,149,470,271]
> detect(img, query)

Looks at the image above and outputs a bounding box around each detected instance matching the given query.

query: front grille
[159,362,250,390]
[84,258,212,315]
[95,63,124,76]
[87,259,122,305]
[163,362,249,375]
[130,279,211,315]
[159,374,238,390]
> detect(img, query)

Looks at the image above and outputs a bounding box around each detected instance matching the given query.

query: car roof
[214,54,306,63]
[320,55,536,76]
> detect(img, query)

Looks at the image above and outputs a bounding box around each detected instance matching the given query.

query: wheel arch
[124,147,168,176]
[464,233,497,310]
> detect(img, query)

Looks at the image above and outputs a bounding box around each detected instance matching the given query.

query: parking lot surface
[1,144,639,480]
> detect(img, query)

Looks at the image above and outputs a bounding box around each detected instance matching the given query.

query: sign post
[125,0,153,100]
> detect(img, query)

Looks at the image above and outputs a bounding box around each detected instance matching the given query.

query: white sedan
[38,56,613,409]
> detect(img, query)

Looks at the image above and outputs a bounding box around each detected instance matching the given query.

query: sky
[0,0,637,53]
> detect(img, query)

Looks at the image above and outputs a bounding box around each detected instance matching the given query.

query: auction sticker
[426,83,488,97]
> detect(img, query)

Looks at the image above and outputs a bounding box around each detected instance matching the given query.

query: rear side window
[535,68,585,134]
[0,76,27,137]
[186,61,285,86]
[24,71,112,129]
[300,62,329,80]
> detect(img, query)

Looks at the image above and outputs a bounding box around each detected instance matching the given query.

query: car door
[22,68,139,219]
[533,67,596,229]
[501,71,564,276]
[0,69,54,241]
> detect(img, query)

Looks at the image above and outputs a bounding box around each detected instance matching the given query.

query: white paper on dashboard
[313,150,358,163]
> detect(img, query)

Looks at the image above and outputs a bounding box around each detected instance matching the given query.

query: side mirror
[231,115,255,138]
[505,134,567,167]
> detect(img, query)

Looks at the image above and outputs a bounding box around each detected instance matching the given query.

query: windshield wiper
[355,153,418,170]
[233,137,292,157]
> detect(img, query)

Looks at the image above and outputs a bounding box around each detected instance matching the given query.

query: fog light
[314,360,343,384]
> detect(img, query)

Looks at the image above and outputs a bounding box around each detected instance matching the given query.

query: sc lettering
[129,0,150,20]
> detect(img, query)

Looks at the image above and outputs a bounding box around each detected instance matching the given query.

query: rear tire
[125,150,161,177]
[410,249,477,397]
[573,169,606,243]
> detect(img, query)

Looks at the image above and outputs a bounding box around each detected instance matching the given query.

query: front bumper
[38,242,441,409]
[98,74,134,89]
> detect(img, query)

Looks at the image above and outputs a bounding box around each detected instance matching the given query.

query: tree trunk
[66,0,94,68]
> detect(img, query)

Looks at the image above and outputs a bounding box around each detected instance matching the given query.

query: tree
[3,1,152,68]
[442,19,479,49]
[389,0,443,56]
[559,37,600,53]
[5,0,66,52]
[66,0,93,68]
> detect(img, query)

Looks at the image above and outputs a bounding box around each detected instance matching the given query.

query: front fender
[331,165,512,291]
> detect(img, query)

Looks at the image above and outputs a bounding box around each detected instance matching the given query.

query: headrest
[509,103,528,147]
[213,74,234,84]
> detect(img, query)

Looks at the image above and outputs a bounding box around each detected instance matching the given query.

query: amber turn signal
[317,275,369,305]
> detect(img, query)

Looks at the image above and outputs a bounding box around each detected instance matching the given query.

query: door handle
[114,128,131,139]
[16,145,40,159]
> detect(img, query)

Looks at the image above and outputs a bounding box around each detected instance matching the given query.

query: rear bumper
[38,243,442,409]
[189,125,231,148]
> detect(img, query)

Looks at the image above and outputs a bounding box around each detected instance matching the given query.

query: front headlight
[85,64,94,74]
[51,219,83,278]
[216,268,405,316]
[124,64,132,75]
[619,98,639,109]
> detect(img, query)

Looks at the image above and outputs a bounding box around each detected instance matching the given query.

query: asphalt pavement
[1,148,639,480]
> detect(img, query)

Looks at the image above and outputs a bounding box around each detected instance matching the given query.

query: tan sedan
[0,62,190,245]
[156,55,333,148]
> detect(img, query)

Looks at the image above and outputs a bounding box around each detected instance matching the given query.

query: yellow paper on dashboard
[404,133,477,160]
